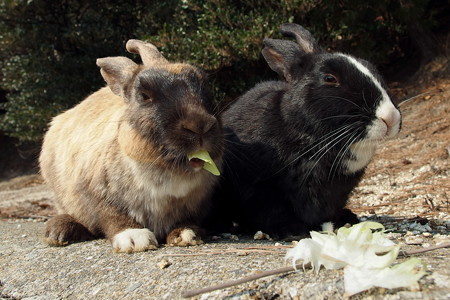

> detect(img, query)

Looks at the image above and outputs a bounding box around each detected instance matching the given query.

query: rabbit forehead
[335,53,389,99]
[140,63,203,77]
[135,67,206,100]
[137,66,204,87]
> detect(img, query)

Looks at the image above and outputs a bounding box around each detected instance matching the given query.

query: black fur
[205,24,398,239]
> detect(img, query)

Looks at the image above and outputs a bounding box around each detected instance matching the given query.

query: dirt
[348,72,450,230]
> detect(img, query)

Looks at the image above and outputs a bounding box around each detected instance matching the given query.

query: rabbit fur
[205,24,401,239]
[40,39,223,252]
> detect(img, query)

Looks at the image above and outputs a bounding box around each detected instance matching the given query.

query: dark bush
[0,0,444,141]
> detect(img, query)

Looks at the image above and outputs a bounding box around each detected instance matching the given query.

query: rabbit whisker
[224,142,263,177]
[319,114,368,121]
[328,129,363,180]
[320,96,365,112]
[308,123,362,161]
[362,88,372,113]
[309,124,360,163]
[398,91,433,107]
[337,131,363,175]
[271,123,358,176]
[301,129,356,185]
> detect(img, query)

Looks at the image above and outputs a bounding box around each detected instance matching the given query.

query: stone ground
[0,71,449,299]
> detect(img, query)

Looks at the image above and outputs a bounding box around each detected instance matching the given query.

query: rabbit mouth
[188,158,205,170]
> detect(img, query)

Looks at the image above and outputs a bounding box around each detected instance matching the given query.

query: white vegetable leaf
[285,221,426,296]
[344,258,426,296]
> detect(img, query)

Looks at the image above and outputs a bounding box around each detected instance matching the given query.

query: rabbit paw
[112,228,158,253]
[166,227,204,246]
[45,214,93,246]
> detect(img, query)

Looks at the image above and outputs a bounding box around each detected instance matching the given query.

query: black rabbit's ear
[262,38,301,82]
[96,56,139,99]
[280,23,322,54]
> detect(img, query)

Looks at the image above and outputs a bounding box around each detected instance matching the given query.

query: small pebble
[230,235,239,241]
[433,234,450,245]
[126,282,142,293]
[405,236,424,245]
[157,258,171,269]
[386,232,402,240]
[253,231,270,240]
[409,222,432,232]
[91,286,101,296]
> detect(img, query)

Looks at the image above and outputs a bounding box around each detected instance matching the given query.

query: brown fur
[40,40,223,252]
[44,214,93,246]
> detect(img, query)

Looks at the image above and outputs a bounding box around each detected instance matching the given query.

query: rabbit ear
[126,39,169,66]
[96,56,139,98]
[280,23,322,54]
[262,38,301,82]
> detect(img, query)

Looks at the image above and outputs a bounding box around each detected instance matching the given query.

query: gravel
[0,219,449,299]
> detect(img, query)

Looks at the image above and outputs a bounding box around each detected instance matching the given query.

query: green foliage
[0,0,437,141]
[0,0,151,140]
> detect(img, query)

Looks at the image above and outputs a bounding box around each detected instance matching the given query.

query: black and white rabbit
[206,23,401,239]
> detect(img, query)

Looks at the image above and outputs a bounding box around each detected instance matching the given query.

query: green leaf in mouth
[188,149,220,176]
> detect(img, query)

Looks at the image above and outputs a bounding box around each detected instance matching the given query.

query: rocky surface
[0,220,449,300]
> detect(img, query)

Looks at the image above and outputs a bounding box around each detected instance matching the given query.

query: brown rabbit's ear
[96,56,139,98]
[126,39,169,66]
[262,38,301,82]
[280,23,322,54]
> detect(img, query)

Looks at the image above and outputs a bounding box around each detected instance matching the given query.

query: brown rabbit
[40,39,224,253]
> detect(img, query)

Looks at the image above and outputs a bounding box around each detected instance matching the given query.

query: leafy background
[0,0,448,143]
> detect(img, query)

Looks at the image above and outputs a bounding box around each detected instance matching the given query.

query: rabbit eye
[323,74,338,85]
[141,92,153,104]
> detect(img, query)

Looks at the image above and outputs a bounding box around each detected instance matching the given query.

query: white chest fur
[345,141,377,174]
[122,157,206,231]
[128,159,200,199]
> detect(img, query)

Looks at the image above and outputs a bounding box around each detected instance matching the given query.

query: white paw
[112,228,158,253]
[167,228,204,246]
[180,228,197,243]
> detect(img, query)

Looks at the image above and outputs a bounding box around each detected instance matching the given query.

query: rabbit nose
[376,100,401,137]
[182,115,217,135]
[380,108,401,129]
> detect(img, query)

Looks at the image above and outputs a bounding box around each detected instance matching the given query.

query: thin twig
[399,242,450,256]
[3,215,51,220]
[243,245,293,249]
[181,243,450,298]
[181,263,309,298]
[163,249,284,257]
